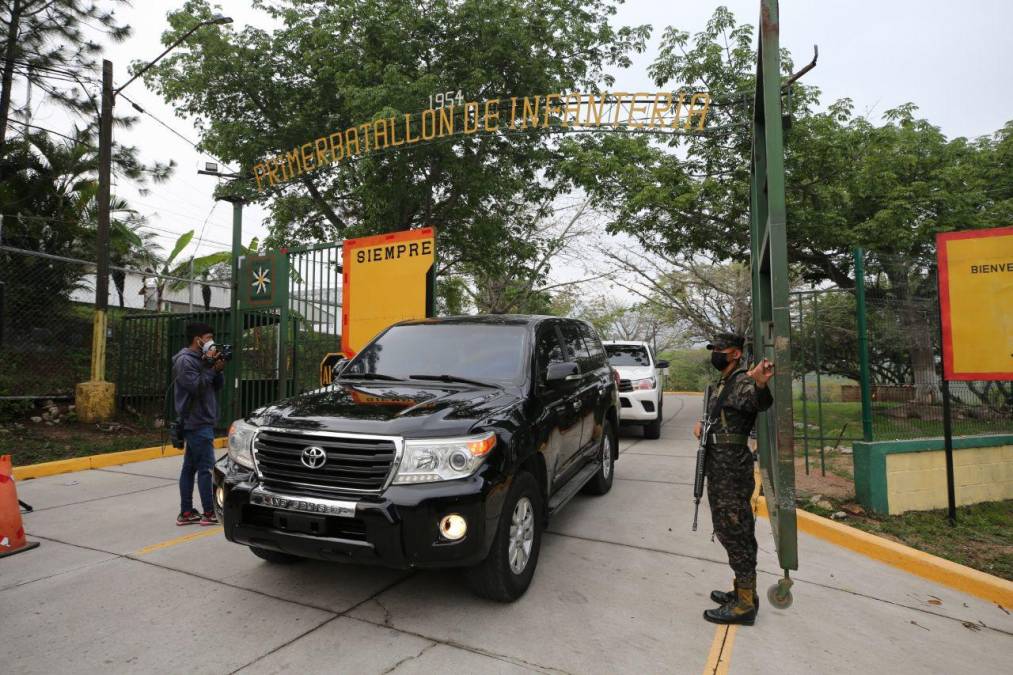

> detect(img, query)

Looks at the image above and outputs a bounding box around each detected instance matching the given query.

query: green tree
[0,0,130,147]
[142,0,648,284]
[559,6,1008,403]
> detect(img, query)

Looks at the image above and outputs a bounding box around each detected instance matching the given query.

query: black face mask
[710,351,731,371]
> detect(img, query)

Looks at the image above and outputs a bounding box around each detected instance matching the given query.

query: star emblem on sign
[251,266,271,295]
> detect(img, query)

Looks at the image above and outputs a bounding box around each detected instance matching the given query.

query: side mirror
[545,361,581,386]
[655,360,669,369]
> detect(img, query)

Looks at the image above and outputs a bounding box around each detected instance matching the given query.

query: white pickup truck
[602,341,668,439]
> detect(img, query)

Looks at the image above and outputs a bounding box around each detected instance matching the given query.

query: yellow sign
[937,226,1013,380]
[252,91,711,191]
[341,228,435,357]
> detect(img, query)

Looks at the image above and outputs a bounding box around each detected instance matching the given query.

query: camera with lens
[205,343,233,363]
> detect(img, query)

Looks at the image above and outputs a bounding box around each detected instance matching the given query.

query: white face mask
[200,338,215,355]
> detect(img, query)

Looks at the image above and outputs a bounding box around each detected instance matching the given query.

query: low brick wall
[853,435,1013,515]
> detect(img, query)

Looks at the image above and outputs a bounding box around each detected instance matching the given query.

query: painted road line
[13,437,228,481]
[754,496,1013,607]
[703,624,737,675]
[133,526,223,556]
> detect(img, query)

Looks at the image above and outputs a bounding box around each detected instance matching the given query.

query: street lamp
[77,14,233,423]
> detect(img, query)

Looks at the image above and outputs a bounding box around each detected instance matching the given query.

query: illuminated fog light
[439,514,467,540]
[215,486,225,508]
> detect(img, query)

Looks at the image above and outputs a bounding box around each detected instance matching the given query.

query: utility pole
[76,60,116,423]
[75,15,233,423]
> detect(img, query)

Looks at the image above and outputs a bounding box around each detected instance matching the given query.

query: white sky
[22,1,1013,289]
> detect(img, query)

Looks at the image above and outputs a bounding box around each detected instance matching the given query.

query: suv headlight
[392,432,496,484]
[633,376,657,391]
[228,420,256,469]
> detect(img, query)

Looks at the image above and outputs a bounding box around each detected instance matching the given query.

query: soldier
[693,332,775,626]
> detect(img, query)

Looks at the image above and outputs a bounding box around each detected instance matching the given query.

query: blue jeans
[180,426,215,514]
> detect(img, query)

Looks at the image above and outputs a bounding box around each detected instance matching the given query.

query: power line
[6,118,90,145]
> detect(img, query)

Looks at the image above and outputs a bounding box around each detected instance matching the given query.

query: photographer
[173,322,225,526]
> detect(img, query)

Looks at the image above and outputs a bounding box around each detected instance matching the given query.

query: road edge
[755,497,1013,608]
[12,437,228,480]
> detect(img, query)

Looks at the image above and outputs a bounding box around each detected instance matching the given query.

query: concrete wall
[854,435,1013,515]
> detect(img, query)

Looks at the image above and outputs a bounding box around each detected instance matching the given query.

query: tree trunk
[0,0,23,148]
[884,263,939,404]
[112,270,125,307]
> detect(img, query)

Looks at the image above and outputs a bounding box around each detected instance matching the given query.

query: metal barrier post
[854,247,874,442]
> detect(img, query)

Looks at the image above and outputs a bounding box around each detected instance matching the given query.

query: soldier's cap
[706,332,745,351]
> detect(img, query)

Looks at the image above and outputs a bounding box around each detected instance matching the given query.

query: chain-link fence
[0,244,230,430]
[790,249,1012,474]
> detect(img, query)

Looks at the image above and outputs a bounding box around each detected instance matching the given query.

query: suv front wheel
[466,471,543,602]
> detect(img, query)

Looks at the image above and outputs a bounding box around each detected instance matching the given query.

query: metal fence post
[812,292,826,476]
[854,248,874,442]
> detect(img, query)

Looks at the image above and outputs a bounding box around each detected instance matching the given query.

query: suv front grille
[254,429,398,493]
[618,379,633,393]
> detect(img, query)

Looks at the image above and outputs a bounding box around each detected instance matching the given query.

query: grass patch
[800,498,1013,581]
[793,400,1012,447]
[0,418,166,466]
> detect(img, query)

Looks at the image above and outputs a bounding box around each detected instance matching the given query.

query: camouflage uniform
[705,369,773,583]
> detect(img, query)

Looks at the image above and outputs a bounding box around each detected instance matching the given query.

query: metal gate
[117,243,343,429]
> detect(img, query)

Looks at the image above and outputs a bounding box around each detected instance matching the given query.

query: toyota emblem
[300,446,327,469]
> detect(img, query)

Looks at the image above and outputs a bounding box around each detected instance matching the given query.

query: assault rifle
[692,384,713,532]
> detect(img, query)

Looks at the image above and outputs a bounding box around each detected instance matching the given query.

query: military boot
[710,585,760,610]
[703,577,758,626]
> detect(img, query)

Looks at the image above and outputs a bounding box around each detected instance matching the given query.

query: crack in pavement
[227,571,419,675]
[381,641,438,674]
[19,481,176,513]
[95,467,178,481]
[615,477,693,486]
[346,615,572,675]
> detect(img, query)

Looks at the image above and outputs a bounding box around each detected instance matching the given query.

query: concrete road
[3,395,1010,674]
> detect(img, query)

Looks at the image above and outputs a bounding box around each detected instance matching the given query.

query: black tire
[583,419,616,496]
[250,546,303,564]
[644,398,663,439]
[466,472,543,602]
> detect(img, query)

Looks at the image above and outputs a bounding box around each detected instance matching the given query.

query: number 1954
[429,90,464,109]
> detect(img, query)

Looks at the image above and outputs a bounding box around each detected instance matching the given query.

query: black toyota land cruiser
[214,315,619,601]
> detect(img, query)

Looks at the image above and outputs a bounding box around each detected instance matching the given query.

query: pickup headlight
[632,376,657,391]
[392,432,496,484]
[228,420,256,469]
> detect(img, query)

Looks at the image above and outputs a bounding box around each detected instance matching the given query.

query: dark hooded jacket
[172,347,224,430]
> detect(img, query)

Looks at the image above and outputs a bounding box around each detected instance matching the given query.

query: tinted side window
[534,323,566,384]
[578,322,606,369]
[560,322,592,371]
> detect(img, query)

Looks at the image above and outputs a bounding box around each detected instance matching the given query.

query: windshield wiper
[338,372,403,381]
[408,373,502,389]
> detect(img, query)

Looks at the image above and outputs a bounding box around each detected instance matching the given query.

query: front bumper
[213,458,507,569]
[618,387,661,421]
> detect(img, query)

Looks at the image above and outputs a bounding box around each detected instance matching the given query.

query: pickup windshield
[604,345,651,367]
[343,324,528,384]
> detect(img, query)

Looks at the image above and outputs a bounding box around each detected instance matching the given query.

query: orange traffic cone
[0,455,40,558]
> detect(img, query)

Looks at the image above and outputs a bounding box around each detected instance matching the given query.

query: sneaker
[176,510,201,526]
[199,511,219,526]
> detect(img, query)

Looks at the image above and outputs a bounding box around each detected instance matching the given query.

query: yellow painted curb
[755,497,1013,608]
[13,437,228,480]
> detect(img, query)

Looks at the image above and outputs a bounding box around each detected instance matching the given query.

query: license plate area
[273,511,326,535]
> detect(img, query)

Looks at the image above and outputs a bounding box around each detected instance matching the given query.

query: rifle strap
[707,369,745,428]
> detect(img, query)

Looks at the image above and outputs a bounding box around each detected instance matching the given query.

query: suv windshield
[343,323,528,384]
[605,345,651,367]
